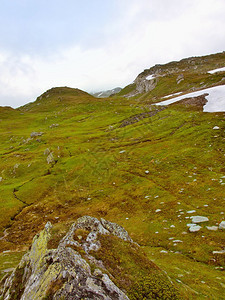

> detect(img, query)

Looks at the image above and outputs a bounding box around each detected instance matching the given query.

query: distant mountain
[91,87,122,98]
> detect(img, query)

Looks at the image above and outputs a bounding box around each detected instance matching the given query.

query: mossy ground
[0,53,225,299]
[0,252,25,281]
[90,234,179,299]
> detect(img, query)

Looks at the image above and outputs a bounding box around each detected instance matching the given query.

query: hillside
[118,51,225,99]
[0,52,225,299]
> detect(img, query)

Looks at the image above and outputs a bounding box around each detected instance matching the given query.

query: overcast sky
[0,0,225,108]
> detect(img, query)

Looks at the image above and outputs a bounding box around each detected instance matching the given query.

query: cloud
[0,0,225,107]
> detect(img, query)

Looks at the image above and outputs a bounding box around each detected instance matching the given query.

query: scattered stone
[160,250,168,253]
[47,152,55,164]
[145,170,149,174]
[119,150,125,154]
[49,123,59,128]
[170,225,175,228]
[13,164,20,173]
[30,132,44,138]
[191,216,209,223]
[187,210,196,214]
[213,126,220,130]
[189,225,201,232]
[213,250,225,254]
[155,209,161,213]
[219,221,225,230]
[173,240,183,243]
[44,148,51,156]
[206,226,218,231]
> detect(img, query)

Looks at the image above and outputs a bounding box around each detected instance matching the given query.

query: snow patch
[162,92,183,99]
[146,74,155,80]
[155,85,225,112]
[208,67,225,74]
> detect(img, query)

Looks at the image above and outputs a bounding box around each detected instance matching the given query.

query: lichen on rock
[0,216,179,300]
[0,217,131,300]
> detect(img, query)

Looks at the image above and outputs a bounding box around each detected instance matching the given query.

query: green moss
[90,234,179,299]
[0,251,26,281]
[130,274,179,299]
[7,266,25,300]
[47,222,71,249]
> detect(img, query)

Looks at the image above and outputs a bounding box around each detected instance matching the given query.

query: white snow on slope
[162,92,182,99]
[208,67,225,74]
[146,74,155,80]
[156,85,225,112]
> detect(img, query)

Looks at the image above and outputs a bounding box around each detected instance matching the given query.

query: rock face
[0,217,132,300]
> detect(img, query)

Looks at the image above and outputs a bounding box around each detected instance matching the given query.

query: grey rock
[135,74,158,94]
[30,132,44,138]
[191,216,209,223]
[187,210,196,214]
[46,152,55,164]
[43,148,51,156]
[49,123,59,128]
[219,221,225,230]
[206,226,218,231]
[189,225,201,232]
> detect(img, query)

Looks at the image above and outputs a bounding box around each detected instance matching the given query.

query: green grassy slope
[0,52,225,298]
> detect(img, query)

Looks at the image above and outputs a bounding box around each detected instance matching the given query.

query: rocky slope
[0,216,178,299]
[118,51,225,98]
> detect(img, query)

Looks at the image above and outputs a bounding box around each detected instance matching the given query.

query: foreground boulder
[0,216,179,299]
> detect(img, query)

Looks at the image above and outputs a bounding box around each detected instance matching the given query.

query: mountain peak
[20,86,94,112]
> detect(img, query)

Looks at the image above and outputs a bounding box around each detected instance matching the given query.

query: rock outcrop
[0,217,132,300]
[0,216,179,300]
